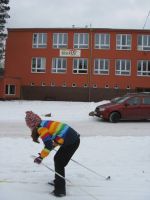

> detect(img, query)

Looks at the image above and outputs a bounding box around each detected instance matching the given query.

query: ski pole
[53,149,111,180]
[31,155,71,184]
[70,158,111,180]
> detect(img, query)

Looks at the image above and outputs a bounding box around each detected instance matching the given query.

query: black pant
[54,137,80,194]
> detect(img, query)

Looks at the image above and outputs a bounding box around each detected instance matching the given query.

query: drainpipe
[88,26,93,102]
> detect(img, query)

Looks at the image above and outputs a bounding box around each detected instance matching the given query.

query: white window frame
[116,34,131,50]
[5,84,16,95]
[52,58,67,73]
[94,59,109,75]
[137,35,150,51]
[32,33,47,48]
[53,33,68,48]
[137,60,150,76]
[95,33,110,49]
[74,33,89,49]
[31,57,46,73]
[115,59,131,76]
[73,58,88,74]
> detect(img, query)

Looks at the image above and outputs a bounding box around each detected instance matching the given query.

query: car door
[121,96,142,120]
[140,96,150,119]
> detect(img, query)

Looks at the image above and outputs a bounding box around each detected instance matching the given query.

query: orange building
[0,27,150,101]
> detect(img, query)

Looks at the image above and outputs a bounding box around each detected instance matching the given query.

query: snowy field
[0,100,150,200]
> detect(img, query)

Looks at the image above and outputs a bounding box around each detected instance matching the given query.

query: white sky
[6,0,150,29]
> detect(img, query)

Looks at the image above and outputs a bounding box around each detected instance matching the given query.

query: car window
[126,97,141,105]
[115,96,129,103]
[143,96,150,105]
[111,97,121,103]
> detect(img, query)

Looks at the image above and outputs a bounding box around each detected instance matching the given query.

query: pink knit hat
[25,111,41,130]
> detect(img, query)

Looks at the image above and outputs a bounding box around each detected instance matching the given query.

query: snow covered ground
[0,100,150,200]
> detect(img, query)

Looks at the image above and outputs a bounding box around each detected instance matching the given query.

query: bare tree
[0,0,10,73]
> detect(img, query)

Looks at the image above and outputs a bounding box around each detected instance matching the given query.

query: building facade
[0,27,150,101]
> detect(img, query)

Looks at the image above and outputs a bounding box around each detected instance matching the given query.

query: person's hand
[34,156,43,164]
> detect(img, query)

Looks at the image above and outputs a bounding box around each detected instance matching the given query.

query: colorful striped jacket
[37,120,79,159]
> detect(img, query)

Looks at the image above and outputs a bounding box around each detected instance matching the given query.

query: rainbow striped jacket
[37,120,79,159]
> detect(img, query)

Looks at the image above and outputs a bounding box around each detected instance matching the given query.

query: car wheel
[109,112,120,123]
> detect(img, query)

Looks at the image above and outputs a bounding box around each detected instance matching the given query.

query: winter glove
[34,156,43,164]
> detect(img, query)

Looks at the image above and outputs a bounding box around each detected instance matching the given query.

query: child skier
[25,111,80,197]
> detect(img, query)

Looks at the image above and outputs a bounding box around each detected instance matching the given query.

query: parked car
[89,93,150,123]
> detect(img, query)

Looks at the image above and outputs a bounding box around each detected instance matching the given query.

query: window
[116,34,131,50]
[32,33,47,48]
[94,59,109,75]
[72,83,77,87]
[137,60,150,76]
[95,33,110,49]
[93,84,97,88]
[5,84,15,95]
[52,58,67,73]
[127,97,141,105]
[126,85,131,90]
[73,58,88,74]
[31,82,35,86]
[114,85,119,89]
[143,97,150,104]
[53,33,68,48]
[31,57,46,73]
[62,82,67,87]
[83,83,88,88]
[116,59,131,75]
[74,33,89,48]
[138,35,150,51]
[50,82,55,87]
[41,82,46,86]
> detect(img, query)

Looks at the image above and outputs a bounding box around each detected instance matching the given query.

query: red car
[89,93,150,123]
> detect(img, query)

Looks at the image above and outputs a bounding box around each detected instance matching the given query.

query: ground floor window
[5,84,16,95]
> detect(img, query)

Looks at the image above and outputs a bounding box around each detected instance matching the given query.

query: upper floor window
[116,34,131,50]
[137,60,150,76]
[115,59,131,76]
[137,35,150,51]
[5,84,16,95]
[73,58,88,74]
[53,33,68,48]
[31,57,46,73]
[74,33,89,49]
[95,33,110,49]
[32,33,47,48]
[94,59,109,75]
[52,58,67,73]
